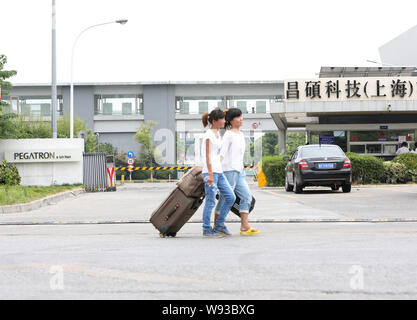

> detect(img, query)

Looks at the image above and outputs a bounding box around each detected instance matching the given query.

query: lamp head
[116,19,128,25]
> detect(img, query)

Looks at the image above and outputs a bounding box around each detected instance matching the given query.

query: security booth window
[350,130,415,155]
[350,130,415,143]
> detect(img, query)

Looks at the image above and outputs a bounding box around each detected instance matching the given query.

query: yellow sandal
[240,227,260,236]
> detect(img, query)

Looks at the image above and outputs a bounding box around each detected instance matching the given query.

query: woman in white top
[214,108,259,235]
[201,109,236,237]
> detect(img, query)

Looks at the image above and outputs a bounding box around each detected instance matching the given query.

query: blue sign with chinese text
[319,134,335,145]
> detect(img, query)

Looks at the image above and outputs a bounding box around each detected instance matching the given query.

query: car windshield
[300,146,345,158]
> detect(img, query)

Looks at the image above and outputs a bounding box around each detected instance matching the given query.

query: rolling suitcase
[150,187,204,237]
[150,167,205,238]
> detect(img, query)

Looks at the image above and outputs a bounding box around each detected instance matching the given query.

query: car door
[288,150,298,184]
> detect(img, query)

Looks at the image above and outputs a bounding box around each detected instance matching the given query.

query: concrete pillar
[278,128,287,155]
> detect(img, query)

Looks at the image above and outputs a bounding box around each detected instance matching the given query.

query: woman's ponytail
[202,112,209,128]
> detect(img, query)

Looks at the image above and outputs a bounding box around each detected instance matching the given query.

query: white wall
[0,139,84,186]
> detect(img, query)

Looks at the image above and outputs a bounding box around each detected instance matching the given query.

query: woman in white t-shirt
[214,108,259,235]
[201,109,236,238]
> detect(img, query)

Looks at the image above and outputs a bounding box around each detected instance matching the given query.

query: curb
[1,218,417,226]
[261,184,417,190]
[0,188,85,214]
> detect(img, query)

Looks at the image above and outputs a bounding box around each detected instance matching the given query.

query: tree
[134,120,160,166]
[0,54,18,138]
[286,132,306,154]
[10,114,105,153]
[96,142,117,155]
[262,132,279,156]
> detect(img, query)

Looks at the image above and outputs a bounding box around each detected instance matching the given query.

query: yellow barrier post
[121,175,125,185]
[257,162,267,188]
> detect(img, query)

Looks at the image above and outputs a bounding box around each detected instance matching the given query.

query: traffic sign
[127,158,134,165]
[127,151,134,158]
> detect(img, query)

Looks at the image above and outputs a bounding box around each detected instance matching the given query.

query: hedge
[345,153,386,184]
[392,153,417,171]
[0,161,21,186]
[383,161,409,184]
[262,155,289,187]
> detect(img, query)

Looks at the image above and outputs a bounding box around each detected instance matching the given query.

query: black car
[284,144,352,193]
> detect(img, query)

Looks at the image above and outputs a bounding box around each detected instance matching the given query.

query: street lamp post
[51,0,57,138]
[70,19,128,139]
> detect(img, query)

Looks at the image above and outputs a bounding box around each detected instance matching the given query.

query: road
[0,182,417,299]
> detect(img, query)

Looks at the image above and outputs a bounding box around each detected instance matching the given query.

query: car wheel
[294,174,303,194]
[342,183,351,193]
[285,175,294,192]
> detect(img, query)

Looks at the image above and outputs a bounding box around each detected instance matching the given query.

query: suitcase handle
[165,202,180,221]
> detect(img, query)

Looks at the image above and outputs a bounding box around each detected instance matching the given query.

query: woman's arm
[205,139,214,186]
[220,132,231,162]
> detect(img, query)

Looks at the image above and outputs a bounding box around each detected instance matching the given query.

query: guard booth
[83,153,117,192]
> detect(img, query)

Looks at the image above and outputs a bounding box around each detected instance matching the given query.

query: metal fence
[83,153,107,192]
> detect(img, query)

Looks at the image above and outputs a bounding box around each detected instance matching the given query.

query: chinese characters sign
[285,77,417,102]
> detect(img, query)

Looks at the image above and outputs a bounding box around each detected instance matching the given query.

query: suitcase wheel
[159,232,176,238]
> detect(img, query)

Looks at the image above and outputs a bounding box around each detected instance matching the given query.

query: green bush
[262,155,290,186]
[392,153,417,171]
[383,161,409,184]
[0,161,21,185]
[154,169,176,180]
[346,153,385,184]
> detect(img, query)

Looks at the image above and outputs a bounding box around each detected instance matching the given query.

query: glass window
[350,145,366,154]
[350,130,414,142]
[384,145,398,154]
[95,94,143,115]
[229,96,279,114]
[7,96,64,117]
[175,97,226,115]
[301,145,345,158]
[175,95,282,114]
[366,144,382,154]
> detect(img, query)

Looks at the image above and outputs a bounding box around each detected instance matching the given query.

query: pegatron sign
[5,149,82,163]
[285,77,417,102]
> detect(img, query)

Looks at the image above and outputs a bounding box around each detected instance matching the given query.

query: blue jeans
[202,173,236,230]
[215,170,252,214]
